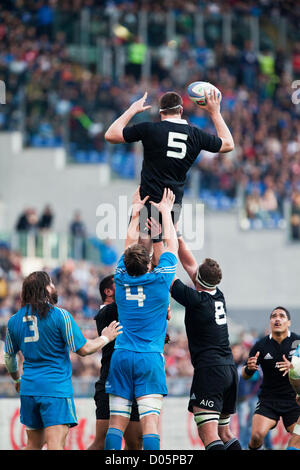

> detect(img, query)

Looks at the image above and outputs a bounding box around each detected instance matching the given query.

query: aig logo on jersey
[199,399,215,408]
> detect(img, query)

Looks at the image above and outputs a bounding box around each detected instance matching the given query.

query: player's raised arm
[202,89,234,153]
[150,189,178,256]
[241,351,260,380]
[105,92,151,144]
[177,235,198,284]
[125,186,149,250]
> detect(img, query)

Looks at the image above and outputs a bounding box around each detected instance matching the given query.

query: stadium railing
[0,232,102,265]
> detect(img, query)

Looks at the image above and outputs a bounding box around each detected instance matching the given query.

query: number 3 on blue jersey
[125,285,146,307]
[23,315,39,343]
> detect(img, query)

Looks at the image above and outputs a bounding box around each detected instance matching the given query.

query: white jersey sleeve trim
[58,308,76,352]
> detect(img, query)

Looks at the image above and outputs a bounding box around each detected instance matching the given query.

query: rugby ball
[289,354,300,380]
[187,81,222,106]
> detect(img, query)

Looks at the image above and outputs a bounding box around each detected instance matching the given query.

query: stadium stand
[0,0,299,229]
[0,0,299,450]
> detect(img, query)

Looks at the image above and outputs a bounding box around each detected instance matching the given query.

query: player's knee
[45,425,69,450]
[250,430,265,445]
[218,416,233,441]
[289,423,300,447]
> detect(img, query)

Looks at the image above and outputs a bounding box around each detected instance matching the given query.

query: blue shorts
[105,349,168,400]
[20,396,78,429]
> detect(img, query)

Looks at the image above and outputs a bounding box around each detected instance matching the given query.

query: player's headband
[196,268,217,290]
[159,104,183,113]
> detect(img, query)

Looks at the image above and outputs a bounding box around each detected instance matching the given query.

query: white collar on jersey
[269,330,291,339]
[164,118,188,124]
[196,288,217,296]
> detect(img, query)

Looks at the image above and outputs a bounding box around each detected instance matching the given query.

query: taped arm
[4,324,20,384]
[4,353,18,374]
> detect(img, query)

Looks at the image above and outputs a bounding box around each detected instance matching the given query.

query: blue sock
[286,446,300,450]
[104,427,123,450]
[143,433,160,450]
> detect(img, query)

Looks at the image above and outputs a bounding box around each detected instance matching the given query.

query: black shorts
[131,200,181,241]
[188,365,238,415]
[254,398,300,431]
[94,383,140,421]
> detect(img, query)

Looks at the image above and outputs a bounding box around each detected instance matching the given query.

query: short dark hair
[99,274,114,302]
[159,92,183,115]
[270,306,291,320]
[197,258,222,288]
[124,244,150,277]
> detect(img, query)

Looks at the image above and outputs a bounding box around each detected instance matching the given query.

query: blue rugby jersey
[4,305,87,397]
[114,251,177,353]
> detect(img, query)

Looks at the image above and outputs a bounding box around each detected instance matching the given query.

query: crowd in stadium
[0,0,299,229]
[0,242,259,381]
[0,242,272,448]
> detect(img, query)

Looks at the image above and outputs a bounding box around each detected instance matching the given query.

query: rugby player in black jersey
[160,233,240,451]
[104,89,234,250]
[87,275,142,450]
[241,307,300,450]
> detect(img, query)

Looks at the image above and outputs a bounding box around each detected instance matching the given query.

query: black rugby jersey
[123,119,222,205]
[94,302,118,385]
[171,279,234,368]
[246,332,300,401]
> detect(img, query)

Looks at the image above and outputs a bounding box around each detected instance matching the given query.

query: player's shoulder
[212,287,224,298]
[95,303,118,320]
[290,332,300,342]
[7,311,19,327]
[51,305,71,321]
[8,306,27,325]
[159,251,177,263]
[254,335,269,348]
[154,251,177,271]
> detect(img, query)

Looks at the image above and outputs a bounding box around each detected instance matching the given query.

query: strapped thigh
[137,394,163,419]
[109,395,132,418]
[194,410,220,428]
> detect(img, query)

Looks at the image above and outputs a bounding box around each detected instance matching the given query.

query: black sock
[248,444,264,450]
[206,440,226,451]
[224,438,242,450]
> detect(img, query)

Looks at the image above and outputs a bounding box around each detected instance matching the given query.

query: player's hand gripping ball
[187,81,222,106]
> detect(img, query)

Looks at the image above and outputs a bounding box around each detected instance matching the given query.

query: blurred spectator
[292,43,300,79]
[240,41,258,90]
[290,191,300,240]
[36,0,55,39]
[70,210,86,238]
[0,243,12,274]
[0,268,8,300]
[15,208,38,232]
[38,204,54,230]
[126,36,147,81]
